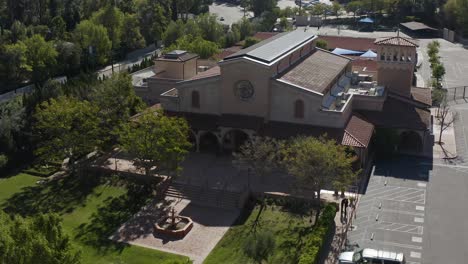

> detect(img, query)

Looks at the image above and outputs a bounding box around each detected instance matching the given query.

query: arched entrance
[199,132,220,153]
[398,131,423,153]
[222,129,249,153]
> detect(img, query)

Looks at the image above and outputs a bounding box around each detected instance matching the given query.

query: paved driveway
[418,38,468,88]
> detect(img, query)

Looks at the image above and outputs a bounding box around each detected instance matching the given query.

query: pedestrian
[340,198,346,215]
[343,198,349,215]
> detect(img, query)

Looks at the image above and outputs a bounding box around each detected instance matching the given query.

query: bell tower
[375,36,418,98]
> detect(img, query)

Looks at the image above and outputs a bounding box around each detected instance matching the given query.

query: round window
[234,80,255,101]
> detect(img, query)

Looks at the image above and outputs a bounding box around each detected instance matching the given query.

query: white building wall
[176,78,221,115]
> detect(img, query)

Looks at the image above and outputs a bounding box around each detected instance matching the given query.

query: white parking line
[414,217,424,223]
[416,205,425,211]
[371,240,423,250]
[417,182,427,188]
[410,251,422,259]
[412,236,423,243]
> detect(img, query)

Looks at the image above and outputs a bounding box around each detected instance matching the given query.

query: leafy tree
[243,37,260,48]
[0,211,80,264]
[243,230,275,264]
[316,39,328,49]
[121,14,146,52]
[332,2,343,18]
[0,96,26,155]
[50,16,66,40]
[237,17,254,40]
[0,154,7,169]
[251,0,278,17]
[91,73,145,148]
[345,1,363,20]
[74,20,112,65]
[118,111,191,176]
[282,136,357,224]
[56,41,82,77]
[91,4,125,48]
[233,136,280,188]
[10,20,26,42]
[24,34,58,87]
[34,96,101,166]
[432,63,446,88]
[195,13,224,44]
[279,17,291,31]
[2,41,30,84]
[162,20,185,47]
[138,0,171,44]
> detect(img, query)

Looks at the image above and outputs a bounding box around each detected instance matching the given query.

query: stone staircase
[165,182,242,210]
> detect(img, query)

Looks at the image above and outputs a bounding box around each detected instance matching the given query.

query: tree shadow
[74,183,154,254]
[2,173,101,216]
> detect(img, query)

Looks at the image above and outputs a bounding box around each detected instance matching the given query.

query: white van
[339,248,405,264]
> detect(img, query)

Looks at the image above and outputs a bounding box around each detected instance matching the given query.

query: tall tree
[0,211,80,264]
[118,111,191,176]
[24,34,58,87]
[34,96,101,165]
[138,0,172,44]
[233,136,280,189]
[250,0,277,17]
[1,41,31,84]
[282,136,357,224]
[121,14,146,52]
[91,5,125,48]
[91,73,145,148]
[74,20,112,66]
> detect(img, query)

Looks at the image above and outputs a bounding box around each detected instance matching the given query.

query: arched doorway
[399,131,423,153]
[222,129,249,153]
[199,132,220,153]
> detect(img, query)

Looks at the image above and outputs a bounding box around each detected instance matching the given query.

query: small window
[294,100,304,118]
[191,91,200,108]
[380,53,385,61]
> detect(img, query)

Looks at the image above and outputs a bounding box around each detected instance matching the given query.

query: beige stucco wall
[137,78,180,105]
[176,78,221,115]
[269,80,351,128]
[154,58,197,80]
[219,59,273,118]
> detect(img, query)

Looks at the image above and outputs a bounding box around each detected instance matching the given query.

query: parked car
[339,248,405,264]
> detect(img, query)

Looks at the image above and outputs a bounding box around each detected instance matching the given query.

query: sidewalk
[323,194,357,264]
[431,108,458,159]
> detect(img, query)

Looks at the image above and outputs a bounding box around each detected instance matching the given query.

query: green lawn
[0,173,190,264]
[204,201,319,264]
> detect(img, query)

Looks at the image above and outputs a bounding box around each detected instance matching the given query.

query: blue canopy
[331,48,364,56]
[359,17,374,23]
[360,49,377,58]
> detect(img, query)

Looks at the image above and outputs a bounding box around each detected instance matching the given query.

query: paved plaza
[111,198,240,264]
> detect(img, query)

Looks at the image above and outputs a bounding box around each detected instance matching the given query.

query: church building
[136,29,432,165]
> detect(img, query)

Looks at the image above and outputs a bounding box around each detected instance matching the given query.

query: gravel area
[111,198,240,264]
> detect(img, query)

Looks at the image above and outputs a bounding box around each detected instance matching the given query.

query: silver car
[339,248,405,264]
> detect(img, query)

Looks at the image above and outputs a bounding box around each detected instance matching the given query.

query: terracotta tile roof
[318,35,377,52]
[343,115,375,148]
[188,66,221,81]
[374,36,419,47]
[351,59,378,72]
[359,97,431,130]
[217,46,243,60]
[279,49,351,94]
[253,32,279,41]
[411,87,432,106]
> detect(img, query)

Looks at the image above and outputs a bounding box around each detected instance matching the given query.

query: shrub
[0,154,8,169]
[298,203,337,264]
[244,230,276,264]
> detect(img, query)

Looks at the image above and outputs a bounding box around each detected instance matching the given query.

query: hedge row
[298,203,337,264]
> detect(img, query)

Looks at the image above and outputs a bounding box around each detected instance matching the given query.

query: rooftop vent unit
[164,50,188,59]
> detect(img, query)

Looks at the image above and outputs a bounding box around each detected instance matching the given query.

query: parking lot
[348,158,430,264]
